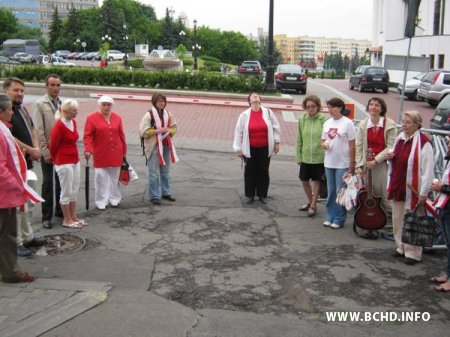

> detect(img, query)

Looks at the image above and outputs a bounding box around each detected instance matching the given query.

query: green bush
[201,55,221,63]
[181,58,193,66]
[2,65,265,93]
[127,59,144,69]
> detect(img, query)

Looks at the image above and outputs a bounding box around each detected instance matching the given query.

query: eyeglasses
[306,105,317,109]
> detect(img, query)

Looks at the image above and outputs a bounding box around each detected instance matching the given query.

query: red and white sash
[0,121,44,205]
[149,107,179,166]
[434,160,450,209]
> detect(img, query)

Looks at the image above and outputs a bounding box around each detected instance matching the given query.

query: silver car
[397,72,426,101]
[417,70,450,106]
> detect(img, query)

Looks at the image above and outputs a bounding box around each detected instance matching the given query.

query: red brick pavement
[26,100,298,148]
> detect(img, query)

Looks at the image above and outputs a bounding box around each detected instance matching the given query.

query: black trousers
[244,146,270,198]
[41,159,62,221]
[0,208,20,280]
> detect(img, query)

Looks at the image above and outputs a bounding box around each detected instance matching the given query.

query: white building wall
[373,0,450,83]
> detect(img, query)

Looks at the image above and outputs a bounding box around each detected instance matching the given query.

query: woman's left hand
[366,160,376,170]
[417,195,427,205]
[274,143,280,154]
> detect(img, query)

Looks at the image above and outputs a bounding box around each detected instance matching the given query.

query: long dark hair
[151,93,167,111]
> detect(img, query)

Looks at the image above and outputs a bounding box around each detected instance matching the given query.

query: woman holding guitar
[355,97,397,238]
[385,111,434,265]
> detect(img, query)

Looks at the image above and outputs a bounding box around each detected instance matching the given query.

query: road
[287,79,436,126]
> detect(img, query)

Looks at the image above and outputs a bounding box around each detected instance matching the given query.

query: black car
[0,56,20,65]
[429,94,450,130]
[275,64,307,94]
[349,66,389,93]
[238,61,262,75]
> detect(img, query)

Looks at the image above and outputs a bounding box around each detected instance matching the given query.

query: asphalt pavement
[1,81,449,337]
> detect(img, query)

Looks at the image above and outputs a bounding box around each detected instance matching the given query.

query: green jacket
[296,112,328,164]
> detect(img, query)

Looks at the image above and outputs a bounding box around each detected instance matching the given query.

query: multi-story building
[372,0,450,83]
[273,34,371,64]
[1,0,99,36]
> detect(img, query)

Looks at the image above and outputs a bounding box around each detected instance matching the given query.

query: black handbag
[401,205,435,247]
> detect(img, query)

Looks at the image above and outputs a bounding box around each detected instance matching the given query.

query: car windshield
[278,65,302,73]
[366,68,386,75]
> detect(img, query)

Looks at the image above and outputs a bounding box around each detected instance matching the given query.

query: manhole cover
[30,234,86,256]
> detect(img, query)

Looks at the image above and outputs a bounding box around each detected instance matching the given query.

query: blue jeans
[440,209,450,278]
[148,145,171,200]
[325,167,348,226]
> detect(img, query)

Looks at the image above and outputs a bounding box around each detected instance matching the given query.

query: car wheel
[428,100,439,107]
[302,88,307,95]
[413,90,419,101]
[358,83,364,92]
[349,81,354,90]
[383,88,388,93]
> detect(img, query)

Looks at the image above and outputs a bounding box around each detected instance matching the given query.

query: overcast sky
[133,0,373,40]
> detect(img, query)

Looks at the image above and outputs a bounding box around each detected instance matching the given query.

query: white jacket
[233,106,281,158]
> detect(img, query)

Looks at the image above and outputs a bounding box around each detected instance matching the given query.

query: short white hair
[61,99,79,113]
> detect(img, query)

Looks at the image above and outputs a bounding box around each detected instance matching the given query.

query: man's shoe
[246,197,254,204]
[151,199,161,205]
[24,236,48,248]
[17,245,31,257]
[404,257,420,265]
[43,220,52,229]
[162,195,176,202]
[1,272,36,283]
[259,197,267,204]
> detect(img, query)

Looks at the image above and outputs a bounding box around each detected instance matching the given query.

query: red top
[367,126,385,156]
[387,138,412,201]
[83,112,127,168]
[49,119,80,165]
[248,109,268,148]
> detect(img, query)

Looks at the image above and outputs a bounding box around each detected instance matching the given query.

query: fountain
[143,46,183,71]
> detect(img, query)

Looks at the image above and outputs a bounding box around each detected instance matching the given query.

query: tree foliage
[258,37,282,68]
[48,8,62,51]
[0,8,18,44]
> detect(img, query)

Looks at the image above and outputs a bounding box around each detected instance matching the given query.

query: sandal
[299,203,310,211]
[432,284,450,293]
[307,206,316,217]
[429,275,448,284]
[75,219,88,226]
[62,222,83,228]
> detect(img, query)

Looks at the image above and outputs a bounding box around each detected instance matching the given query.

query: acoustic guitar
[353,149,388,231]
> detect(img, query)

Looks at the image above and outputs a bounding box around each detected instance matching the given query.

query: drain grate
[30,234,86,256]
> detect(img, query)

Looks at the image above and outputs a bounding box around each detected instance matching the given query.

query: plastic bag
[336,173,360,211]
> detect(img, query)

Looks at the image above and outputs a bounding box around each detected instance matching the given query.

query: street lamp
[192,20,201,71]
[101,34,112,42]
[265,0,276,92]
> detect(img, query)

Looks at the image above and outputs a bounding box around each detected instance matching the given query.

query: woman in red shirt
[49,99,83,228]
[233,93,281,204]
[84,96,127,210]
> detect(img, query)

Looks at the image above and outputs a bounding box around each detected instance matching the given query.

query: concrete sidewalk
[1,87,449,336]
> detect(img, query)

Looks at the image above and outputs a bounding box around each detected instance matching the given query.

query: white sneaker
[323,221,331,227]
[97,205,106,211]
[330,223,342,229]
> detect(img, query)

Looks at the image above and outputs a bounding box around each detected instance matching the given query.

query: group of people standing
[233,92,450,292]
[0,75,178,284]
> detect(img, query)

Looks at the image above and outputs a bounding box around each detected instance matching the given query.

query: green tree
[160,8,177,49]
[48,8,62,51]
[0,8,18,44]
[101,0,126,49]
[258,37,282,68]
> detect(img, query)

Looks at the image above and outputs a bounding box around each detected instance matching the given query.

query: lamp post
[265,0,276,92]
[192,20,201,71]
[74,38,86,52]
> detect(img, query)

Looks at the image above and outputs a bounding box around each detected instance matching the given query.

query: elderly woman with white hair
[49,99,84,228]
[385,110,434,265]
[84,95,127,210]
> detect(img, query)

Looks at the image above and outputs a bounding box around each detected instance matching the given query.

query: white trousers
[392,200,423,261]
[94,167,121,208]
[17,177,35,245]
[55,162,80,205]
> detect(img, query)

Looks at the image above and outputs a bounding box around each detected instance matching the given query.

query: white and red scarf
[150,107,179,166]
[388,131,428,209]
[0,121,44,206]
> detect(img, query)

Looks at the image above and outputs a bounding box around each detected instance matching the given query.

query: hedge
[1,65,265,93]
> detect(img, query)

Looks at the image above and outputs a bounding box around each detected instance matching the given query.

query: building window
[430,54,435,69]
[434,0,441,35]
[438,54,445,69]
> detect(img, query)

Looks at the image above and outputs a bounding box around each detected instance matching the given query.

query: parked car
[238,60,262,75]
[397,72,427,101]
[51,57,75,67]
[10,52,35,64]
[0,55,20,65]
[349,65,389,93]
[417,70,450,106]
[275,64,307,94]
[106,50,125,61]
[429,94,450,130]
[52,50,71,59]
